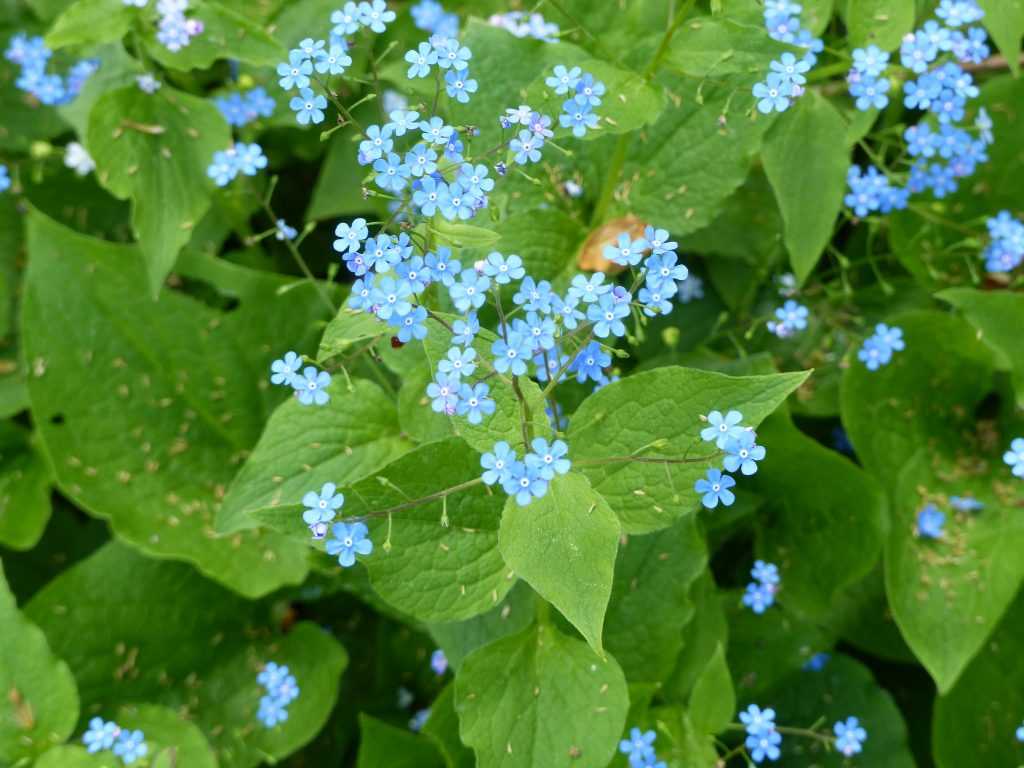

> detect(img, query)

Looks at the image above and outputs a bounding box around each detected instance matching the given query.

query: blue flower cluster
[0,165,9,194]
[742,560,780,614]
[298,476,373,567]
[857,323,904,371]
[480,438,571,507]
[269,350,332,405]
[206,142,269,187]
[1004,437,1024,479]
[82,718,148,765]
[411,0,458,38]
[215,87,275,127]
[618,727,666,768]
[257,662,300,727]
[695,410,766,509]
[845,3,993,217]
[982,211,1024,273]
[751,1,824,114]
[150,0,204,52]
[740,704,782,763]
[277,38,353,125]
[545,65,605,137]
[833,716,868,756]
[488,11,560,42]
[4,33,98,106]
[916,503,945,539]
[766,299,809,338]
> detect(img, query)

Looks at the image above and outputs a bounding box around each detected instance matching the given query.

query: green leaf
[112,703,218,768]
[317,309,390,361]
[307,126,383,221]
[763,654,916,767]
[568,366,810,533]
[933,591,1024,767]
[142,0,285,70]
[35,746,122,768]
[840,310,996,488]
[727,596,833,697]
[666,15,792,79]
[751,413,886,617]
[422,684,475,768]
[666,573,729,701]
[85,85,230,296]
[762,92,849,283]
[978,0,1024,76]
[455,623,629,768]
[45,0,134,48]
[688,644,734,737]
[427,581,536,671]
[605,517,707,683]
[356,714,445,768]
[498,472,620,654]
[612,72,777,233]
[841,0,917,51]
[217,378,408,534]
[0,421,53,550]
[0,561,79,765]
[472,209,586,286]
[430,219,502,249]
[26,542,348,768]
[23,212,327,597]
[939,288,1024,407]
[343,438,515,623]
[885,450,1024,693]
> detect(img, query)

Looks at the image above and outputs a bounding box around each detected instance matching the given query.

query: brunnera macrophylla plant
[1,0,1024,767]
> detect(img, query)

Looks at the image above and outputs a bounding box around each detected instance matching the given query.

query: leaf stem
[351,477,485,521]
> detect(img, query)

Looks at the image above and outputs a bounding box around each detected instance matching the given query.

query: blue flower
[438,346,477,378]
[437,181,474,220]
[457,163,494,197]
[371,276,414,320]
[277,51,312,90]
[481,441,518,486]
[546,64,581,95]
[444,68,478,103]
[751,560,780,588]
[644,252,688,285]
[552,294,585,329]
[568,273,611,304]
[849,73,889,111]
[426,372,460,414]
[456,382,495,424]
[333,218,368,253]
[113,730,148,765]
[559,95,599,137]
[430,649,448,675]
[1017,720,1024,742]
[331,2,361,34]
[526,438,570,480]
[521,312,556,351]
[373,152,411,192]
[858,323,904,370]
[234,143,268,176]
[510,129,543,164]
[900,32,939,73]
[701,410,745,448]
[452,312,479,345]
[723,431,766,475]
[575,72,606,106]
[851,44,889,77]
[434,38,471,70]
[695,468,736,509]
[492,332,531,376]
[949,495,984,512]
[618,727,656,766]
[568,341,610,383]
[275,219,297,241]
[358,124,394,165]
[740,704,776,737]
[587,294,629,338]
[395,306,429,343]
[297,37,327,62]
[1004,437,1024,478]
[420,116,454,145]
[270,350,301,386]
[449,269,490,312]
[916,504,945,539]
[753,73,793,114]
[746,728,782,763]
[603,232,648,267]
[513,277,553,312]
[405,41,438,78]
[770,51,811,85]
[0,165,9,194]
[358,0,396,32]
[803,652,830,671]
[482,251,525,284]
[326,521,373,567]
[768,299,809,338]
[743,581,776,613]
[302,482,344,525]
[638,282,673,317]
[258,695,288,727]
[83,718,120,753]
[293,366,331,406]
[833,717,867,756]
[290,87,327,125]
[502,462,548,506]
